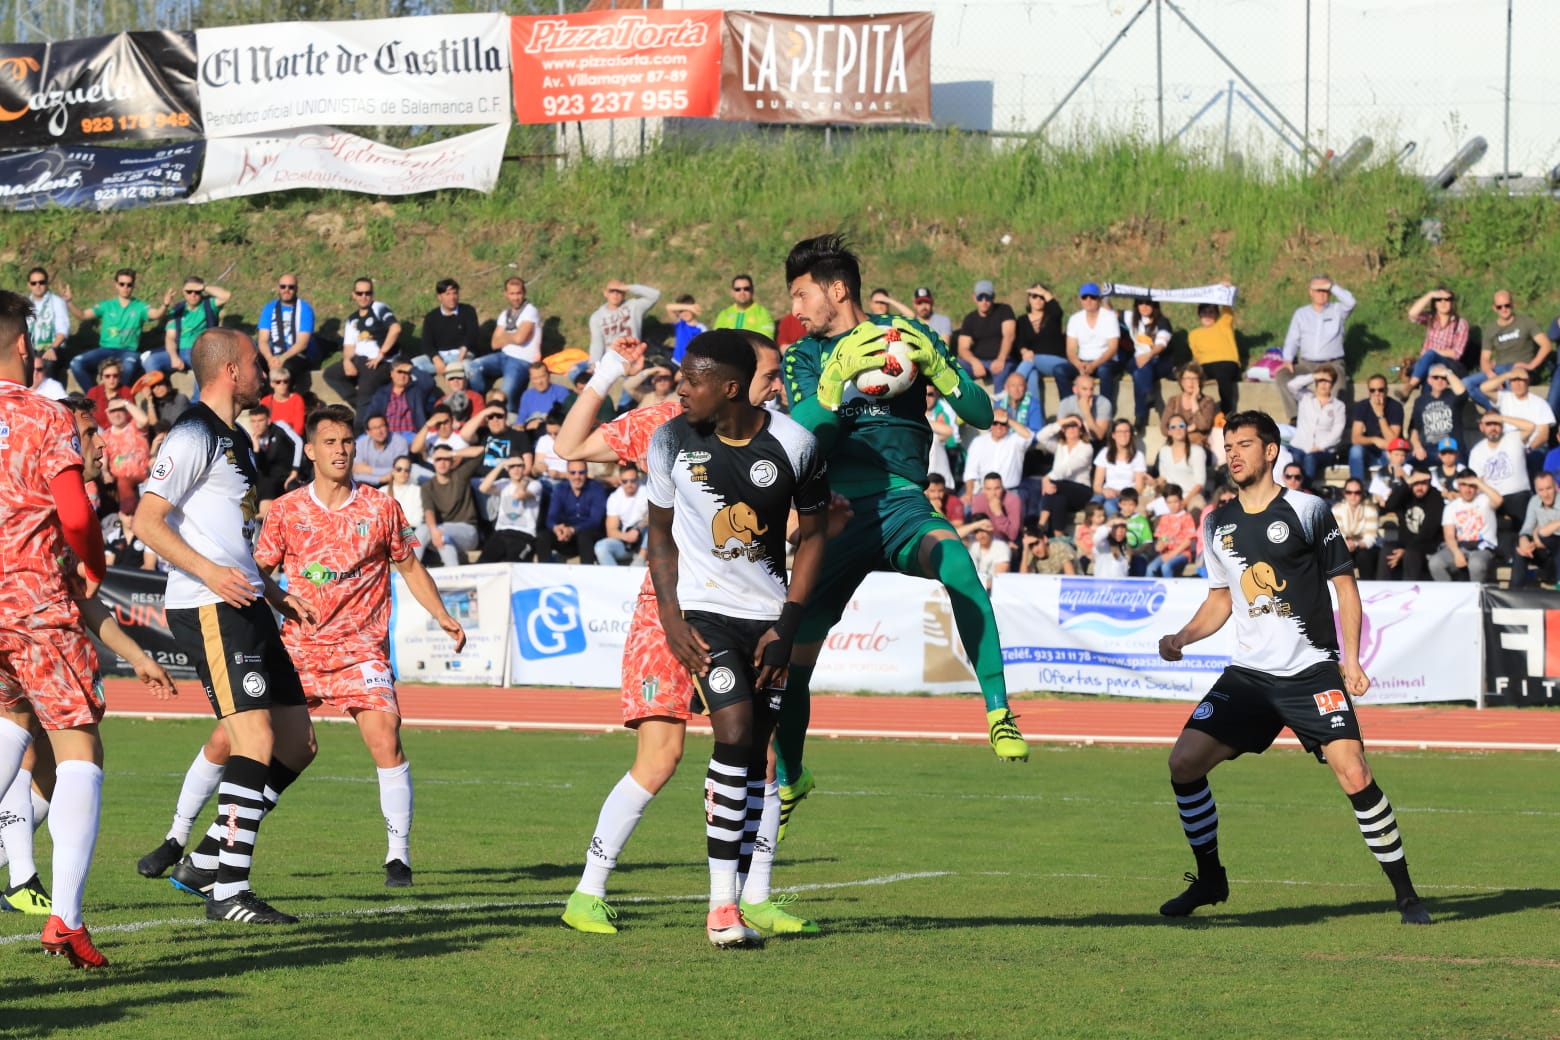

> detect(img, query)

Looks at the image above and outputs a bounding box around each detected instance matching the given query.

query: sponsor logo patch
[1313,689,1349,715]
[151,457,173,481]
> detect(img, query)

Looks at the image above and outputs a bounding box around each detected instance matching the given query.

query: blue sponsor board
[0,141,203,211]
[1056,577,1170,637]
[512,584,587,660]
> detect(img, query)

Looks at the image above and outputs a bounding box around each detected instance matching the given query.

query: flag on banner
[719,12,933,125]
[189,123,509,202]
[509,10,722,124]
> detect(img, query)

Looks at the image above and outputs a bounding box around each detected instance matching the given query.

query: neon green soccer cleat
[987,708,1029,762]
[0,874,52,915]
[561,890,619,934]
[740,893,821,937]
[777,766,815,841]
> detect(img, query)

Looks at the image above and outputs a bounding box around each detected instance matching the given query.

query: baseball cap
[1436,437,1459,453]
[523,411,549,426]
[1386,437,1410,452]
[973,279,995,297]
[1079,281,1102,297]
[913,286,934,302]
[445,363,466,378]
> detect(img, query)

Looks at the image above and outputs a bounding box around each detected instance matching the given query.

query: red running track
[102,679,1560,753]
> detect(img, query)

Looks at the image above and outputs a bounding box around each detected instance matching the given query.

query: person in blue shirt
[257,274,318,390]
[539,461,608,563]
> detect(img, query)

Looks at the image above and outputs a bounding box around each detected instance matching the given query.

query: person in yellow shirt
[711,274,775,338]
[1188,303,1241,417]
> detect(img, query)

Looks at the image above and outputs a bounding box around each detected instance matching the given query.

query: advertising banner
[808,572,979,694]
[1482,587,1560,707]
[509,9,722,123]
[508,563,641,688]
[188,123,508,202]
[389,563,511,685]
[91,567,199,682]
[0,32,201,148]
[718,11,933,125]
[993,576,1481,705]
[195,13,511,137]
[0,141,201,211]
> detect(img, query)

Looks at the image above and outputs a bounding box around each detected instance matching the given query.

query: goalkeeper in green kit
[773,234,1029,836]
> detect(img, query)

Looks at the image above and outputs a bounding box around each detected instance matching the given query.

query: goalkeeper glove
[815,321,889,411]
[890,317,961,398]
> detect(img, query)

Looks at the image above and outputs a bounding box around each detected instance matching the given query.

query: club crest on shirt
[749,459,778,488]
[1240,562,1292,618]
[1266,521,1289,543]
[710,501,768,562]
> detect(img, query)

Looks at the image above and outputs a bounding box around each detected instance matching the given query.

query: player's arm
[646,501,710,675]
[755,505,826,691]
[1157,586,1232,661]
[1330,572,1370,698]
[393,552,466,652]
[51,466,106,594]
[136,493,257,608]
[783,343,845,454]
[75,595,176,698]
[908,321,994,428]
[556,337,644,461]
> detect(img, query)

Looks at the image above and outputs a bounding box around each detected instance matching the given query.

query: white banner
[188,123,509,202]
[1104,282,1240,307]
[809,571,979,695]
[508,563,643,688]
[993,575,1480,705]
[389,563,511,685]
[195,13,512,137]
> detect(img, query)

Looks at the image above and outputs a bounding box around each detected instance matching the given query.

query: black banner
[0,141,202,211]
[1481,588,1560,706]
[91,567,199,682]
[0,31,202,149]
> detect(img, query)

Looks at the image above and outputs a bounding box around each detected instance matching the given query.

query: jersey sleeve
[1202,510,1230,588]
[782,340,822,410]
[1303,495,1356,577]
[252,496,287,569]
[600,399,679,462]
[781,423,830,515]
[145,419,215,509]
[384,495,418,561]
[38,402,84,484]
[645,423,678,509]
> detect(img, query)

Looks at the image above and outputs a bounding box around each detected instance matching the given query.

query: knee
[1167,750,1206,786]
[633,746,682,793]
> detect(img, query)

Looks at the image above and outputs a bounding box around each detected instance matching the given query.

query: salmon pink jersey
[0,381,85,615]
[254,481,418,672]
[599,399,680,601]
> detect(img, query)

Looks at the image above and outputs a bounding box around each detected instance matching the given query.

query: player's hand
[825,493,854,539]
[438,613,467,653]
[1342,658,1370,699]
[754,627,791,691]
[133,656,177,699]
[1158,632,1186,662]
[609,336,646,366]
[203,566,259,608]
[661,613,712,676]
[815,321,889,411]
[276,592,317,627]
[889,317,960,398]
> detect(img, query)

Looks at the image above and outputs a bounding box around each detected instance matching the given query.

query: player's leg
[1160,725,1238,916]
[565,596,690,934]
[740,696,818,938]
[0,715,50,914]
[1319,738,1432,924]
[903,513,1028,761]
[137,724,229,878]
[350,705,413,886]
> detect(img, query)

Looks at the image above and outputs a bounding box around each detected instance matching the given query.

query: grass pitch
[3,718,1557,1039]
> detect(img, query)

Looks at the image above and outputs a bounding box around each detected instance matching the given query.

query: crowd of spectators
[19,262,1560,587]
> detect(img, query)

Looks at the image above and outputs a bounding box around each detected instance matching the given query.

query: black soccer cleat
[1397,896,1433,925]
[384,860,413,889]
[169,858,216,900]
[206,890,299,924]
[137,837,185,879]
[1160,868,1229,917]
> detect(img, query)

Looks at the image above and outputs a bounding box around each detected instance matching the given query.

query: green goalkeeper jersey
[784,314,993,498]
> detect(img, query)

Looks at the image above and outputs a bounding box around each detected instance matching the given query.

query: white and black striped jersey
[1201,488,1353,676]
[144,404,263,609]
[646,410,827,622]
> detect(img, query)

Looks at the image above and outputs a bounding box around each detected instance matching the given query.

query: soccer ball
[852,327,920,399]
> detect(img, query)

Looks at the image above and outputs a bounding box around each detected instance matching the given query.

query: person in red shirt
[259,368,306,436]
[134,404,464,890]
[84,356,134,429]
[0,289,111,968]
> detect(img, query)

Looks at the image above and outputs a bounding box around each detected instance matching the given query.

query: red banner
[510,10,721,123]
[719,12,933,125]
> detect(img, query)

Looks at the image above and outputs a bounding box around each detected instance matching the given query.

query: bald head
[192,327,253,387]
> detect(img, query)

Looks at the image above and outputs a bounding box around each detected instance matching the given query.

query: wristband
[774,601,803,646]
[586,351,627,396]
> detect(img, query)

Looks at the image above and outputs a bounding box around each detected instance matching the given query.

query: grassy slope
[5,134,1560,377]
[4,719,1558,1039]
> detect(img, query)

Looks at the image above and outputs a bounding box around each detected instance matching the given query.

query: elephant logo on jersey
[1240,562,1292,618]
[710,501,768,561]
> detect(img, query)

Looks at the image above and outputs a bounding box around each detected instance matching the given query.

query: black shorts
[684,611,781,717]
[1183,662,1363,760]
[167,600,307,719]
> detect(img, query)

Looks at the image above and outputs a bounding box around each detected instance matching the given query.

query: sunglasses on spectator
[392,367,413,376]
[1494,303,1513,310]
[278,282,298,290]
[1434,295,1453,302]
[271,377,289,385]
[975,293,994,302]
[353,289,373,297]
[567,469,588,476]
[184,288,204,296]
[392,465,411,473]
[1368,386,1387,394]
[1429,374,1448,381]
[1079,294,1100,300]
[1344,488,1363,495]
[1313,377,1334,385]
[28,279,46,286]
[1284,471,1303,480]
[1026,292,1043,298]
[117,280,134,287]
[733,285,753,292]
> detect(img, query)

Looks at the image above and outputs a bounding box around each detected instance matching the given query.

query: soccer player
[255,404,464,885]
[644,330,828,947]
[557,335,821,938]
[136,328,319,925]
[1,395,178,915]
[775,234,1029,834]
[1157,410,1432,925]
[0,290,112,967]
